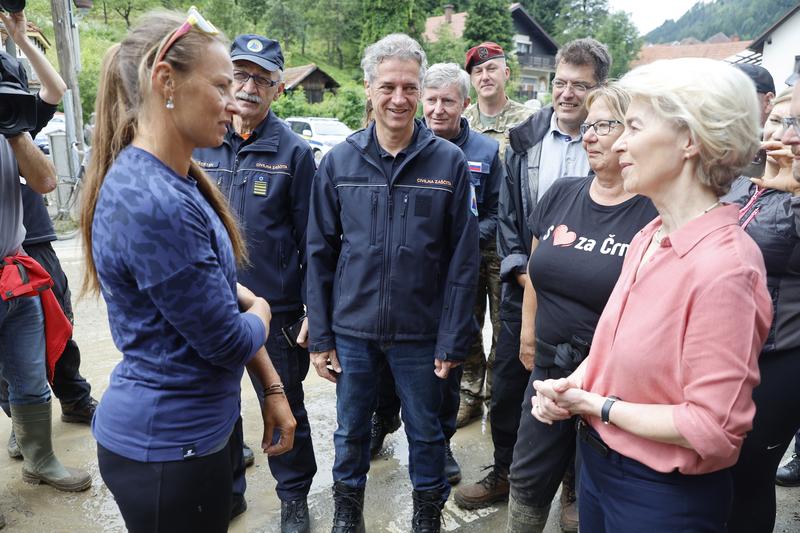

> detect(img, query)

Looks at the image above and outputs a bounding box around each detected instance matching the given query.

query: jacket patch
[252,175,268,196]
[194,159,219,169]
[469,184,479,216]
[468,160,488,173]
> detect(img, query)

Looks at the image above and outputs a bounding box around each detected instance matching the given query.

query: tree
[462,0,513,51]
[104,0,159,28]
[424,24,467,66]
[555,0,609,44]
[596,11,642,78]
[359,0,425,50]
[520,0,563,37]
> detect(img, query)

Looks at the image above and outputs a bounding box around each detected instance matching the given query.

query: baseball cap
[465,42,505,74]
[735,63,775,94]
[230,35,284,72]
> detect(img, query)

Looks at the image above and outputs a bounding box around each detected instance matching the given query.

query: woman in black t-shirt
[505,85,657,532]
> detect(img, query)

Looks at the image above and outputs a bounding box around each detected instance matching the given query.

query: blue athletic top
[91,146,266,462]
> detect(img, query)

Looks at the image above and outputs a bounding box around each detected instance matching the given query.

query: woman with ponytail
[80,8,295,532]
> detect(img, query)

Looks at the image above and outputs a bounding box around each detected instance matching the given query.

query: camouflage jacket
[463,98,534,160]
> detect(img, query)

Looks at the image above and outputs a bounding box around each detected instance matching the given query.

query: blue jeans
[0,295,50,405]
[333,334,449,496]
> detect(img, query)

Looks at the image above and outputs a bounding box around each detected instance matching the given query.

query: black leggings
[98,434,236,533]
[729,347,800,533]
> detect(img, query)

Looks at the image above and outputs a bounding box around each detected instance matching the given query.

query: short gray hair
[555,38,612,84]
[619,58,761,195]
[361,33,427,85]
[423,63,470,101]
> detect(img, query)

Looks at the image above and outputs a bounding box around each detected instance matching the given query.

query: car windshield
[314,121,351,135]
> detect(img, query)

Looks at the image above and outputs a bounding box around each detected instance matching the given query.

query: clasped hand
[530,378,595,425]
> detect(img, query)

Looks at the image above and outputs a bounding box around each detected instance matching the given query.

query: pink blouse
[583,204,772,475]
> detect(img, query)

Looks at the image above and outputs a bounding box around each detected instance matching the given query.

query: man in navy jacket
[306,34,479,532]
[193,35,316,532]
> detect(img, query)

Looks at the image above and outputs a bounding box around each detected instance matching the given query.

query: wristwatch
[601,396,620,425]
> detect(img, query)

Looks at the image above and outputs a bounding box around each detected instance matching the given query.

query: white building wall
[760,11,800,91]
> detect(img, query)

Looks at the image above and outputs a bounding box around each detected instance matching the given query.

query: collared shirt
[583,204,772,475]
[537,112,591,201]
[368,123,419,180]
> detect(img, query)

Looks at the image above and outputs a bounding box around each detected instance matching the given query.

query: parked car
[33,112,66,155]
[285,117,353,165]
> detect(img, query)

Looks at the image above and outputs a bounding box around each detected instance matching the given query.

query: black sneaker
[332,482,365,533]
[776,454,800,487]
[412,489,444,533]
[281,499,310,533]
[369,412,401,459]
[243,443,255,468]
[230,494,247,521]
[61,397,98,424]
[444,441,461,485]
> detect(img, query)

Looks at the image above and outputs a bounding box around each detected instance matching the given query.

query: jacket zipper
[400,193,409,247]
[379,191,394,337]
[370,192,378,245]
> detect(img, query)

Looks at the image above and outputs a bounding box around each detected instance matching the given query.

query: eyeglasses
[233,70,280,89]
[153,6,219,68]
[551,79,597,94]
[781,116,800,137]
[580,119,622,136]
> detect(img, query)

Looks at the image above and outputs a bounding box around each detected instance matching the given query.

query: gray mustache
[236,91,262,104]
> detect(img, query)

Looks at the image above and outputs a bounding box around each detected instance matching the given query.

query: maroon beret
[465,42,505,73]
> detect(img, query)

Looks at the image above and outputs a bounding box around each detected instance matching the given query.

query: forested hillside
[645,0,797,43]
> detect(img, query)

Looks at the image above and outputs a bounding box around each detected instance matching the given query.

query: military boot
[369,412,401,459]
[776,454,800,487]
[444,441,461,484]
[411,489,444,533]
[331,482,365,533]
[281,499,310,533]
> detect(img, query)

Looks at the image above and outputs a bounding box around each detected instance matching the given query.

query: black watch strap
[601,396,620,425]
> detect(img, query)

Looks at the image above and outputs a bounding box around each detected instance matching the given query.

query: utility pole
[50,0,84,152]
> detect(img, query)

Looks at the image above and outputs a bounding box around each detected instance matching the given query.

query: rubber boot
[7,430,21,459]
[0,509,5,529]
[506,493,550,533]
[10,401,91,492]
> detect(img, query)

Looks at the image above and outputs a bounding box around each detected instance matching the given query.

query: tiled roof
[632,40,753,67]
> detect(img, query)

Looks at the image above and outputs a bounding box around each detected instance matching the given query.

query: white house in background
[748,3,800,90]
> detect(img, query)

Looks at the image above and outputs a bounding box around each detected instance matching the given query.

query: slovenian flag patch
[468,160,485,173]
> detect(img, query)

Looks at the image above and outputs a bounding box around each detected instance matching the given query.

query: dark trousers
[489,319,530,470]
[25,241,92,406]
[729,347,800,533]
[579,431,732,533]
[233,310,317,502]
[97,424,238,533]
[374,360,463,441]
[508,365,576,506]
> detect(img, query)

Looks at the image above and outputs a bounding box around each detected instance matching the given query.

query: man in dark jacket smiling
[306,34,479,532]
[193,34,317,532]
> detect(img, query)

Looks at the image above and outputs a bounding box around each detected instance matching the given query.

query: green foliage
[360,0,425,51]
[596,11,642,78]
[272,84,367,130]
[555,0,609,43]
[645,0,797,43]
[462,0,513,51]
[520,0,563,37]
[77,23,126,120]
[424,24,468,66]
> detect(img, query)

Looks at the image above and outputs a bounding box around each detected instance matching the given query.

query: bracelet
[601,396,619,425]
[263,383,284,397]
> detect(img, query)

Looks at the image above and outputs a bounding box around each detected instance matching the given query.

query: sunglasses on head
[153,5,219,68]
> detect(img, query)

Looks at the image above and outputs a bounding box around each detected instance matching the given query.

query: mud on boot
[453,464,509,509]
[332,482,365,533]
[11,401,91,492]
[506,493,550,533]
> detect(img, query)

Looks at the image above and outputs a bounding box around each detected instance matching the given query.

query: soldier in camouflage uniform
[456,42,533,428]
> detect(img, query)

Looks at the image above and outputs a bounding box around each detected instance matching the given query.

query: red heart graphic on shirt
[552,224,577,247]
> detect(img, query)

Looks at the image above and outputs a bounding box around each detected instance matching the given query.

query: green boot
[505,493,550,533]
[10,401,91,492]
